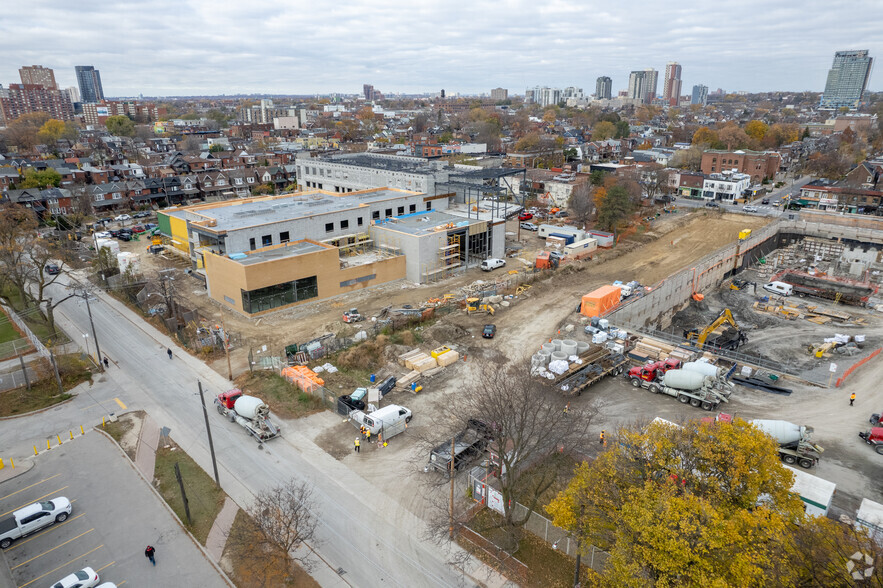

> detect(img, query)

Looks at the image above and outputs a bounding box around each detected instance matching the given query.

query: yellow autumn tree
[691,126,718,146]
[745,120,769,141]
[545,418,857,587]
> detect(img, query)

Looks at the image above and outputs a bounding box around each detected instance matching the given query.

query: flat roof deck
[373,211,478,236]
[234,240,327,265]
[167,188,421,232]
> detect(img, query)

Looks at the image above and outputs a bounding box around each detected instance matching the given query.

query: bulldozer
[684,309,747,351]
[465,297,495,315]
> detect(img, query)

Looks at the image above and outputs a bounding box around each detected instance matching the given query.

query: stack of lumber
[398,370,421,389]
[437,350,460,367]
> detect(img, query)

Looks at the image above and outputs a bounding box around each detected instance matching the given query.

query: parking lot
[0,432,227,588]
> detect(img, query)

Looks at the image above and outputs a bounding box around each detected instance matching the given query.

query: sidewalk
[134,413,160,479]
[206,497,239,562]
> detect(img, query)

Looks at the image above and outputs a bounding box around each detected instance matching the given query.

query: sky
[1,0,880,98]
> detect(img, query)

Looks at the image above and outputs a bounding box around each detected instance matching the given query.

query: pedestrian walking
[102,357,109,368]
[167,348,173,359]
[850,392,856,406]
[563,402,570,416]
[145,545,156,565]
[599,430,606,446]
[354,438,360,453]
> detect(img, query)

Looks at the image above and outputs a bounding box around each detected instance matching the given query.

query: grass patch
[154,440,225,545]
[0,354,91,417]
[0,312,22,345]
[223,509,320,588]
[233,371,325,420]
[100,413,139,460]
[516,533,595,588]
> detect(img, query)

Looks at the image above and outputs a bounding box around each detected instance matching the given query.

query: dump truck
[426,421,490,475]
[750,419,824,468]
[215,389,280,442]
[633,369,731,411]
[555,344,628,396]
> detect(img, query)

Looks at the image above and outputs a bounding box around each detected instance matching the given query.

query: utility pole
[449,436,455,540]
[83,292,104,371]
[198,381,220,486]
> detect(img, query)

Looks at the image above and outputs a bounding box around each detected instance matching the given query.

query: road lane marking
[7,513,86,550]
[17,544,104,588]
[0,474,62,502]
[95,561,115,573]
[11,529,94,569]
[114,398,127,409]
[1,487,69,517]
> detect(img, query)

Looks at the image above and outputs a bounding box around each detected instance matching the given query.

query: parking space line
[0,475,62,502]
[1,487,69,517]
[7,513,86,550]
[113,398,127,409]
[17,544,104,588]
[11,529,95,570]
[95,561,115,573]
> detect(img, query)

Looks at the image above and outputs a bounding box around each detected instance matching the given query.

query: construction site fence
[467,470,609,570]
[0,338,33,362]
[1,303,51,361]
[835,347,882,388]
[0,364,42,393]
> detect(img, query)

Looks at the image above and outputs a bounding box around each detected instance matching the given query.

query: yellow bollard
[10,459,14,469]
[102,417,106,428]
[70,431,74,440]
[34,446,38,456]
[47,439,51,450]
[57,434,62,445]
[0,458,4,470]
[80,425,85,435]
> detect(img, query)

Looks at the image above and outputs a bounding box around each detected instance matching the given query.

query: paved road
[0,271,499,588]
[674,174,814,218]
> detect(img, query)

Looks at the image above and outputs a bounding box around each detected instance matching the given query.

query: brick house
[700,149,780,183]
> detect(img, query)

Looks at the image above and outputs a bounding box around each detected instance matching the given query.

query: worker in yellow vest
[354,438,360,453]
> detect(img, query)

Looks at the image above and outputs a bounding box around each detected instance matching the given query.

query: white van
[350,404,412,436]
[763,281,793,296]
[480,258,506,271]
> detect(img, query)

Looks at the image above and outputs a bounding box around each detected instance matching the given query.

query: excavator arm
[686,309,740,346]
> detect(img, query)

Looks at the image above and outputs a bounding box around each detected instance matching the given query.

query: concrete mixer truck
[215,389,280,442]
[708,414,823,468]
[648,369,732,411]
[750,419,823,468]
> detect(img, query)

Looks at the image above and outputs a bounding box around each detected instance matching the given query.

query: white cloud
[0,0,879,96]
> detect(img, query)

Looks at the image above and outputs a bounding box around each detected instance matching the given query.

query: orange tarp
[580,285,621,317]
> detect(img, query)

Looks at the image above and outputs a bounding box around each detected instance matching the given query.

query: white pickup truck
[0,497,71,548]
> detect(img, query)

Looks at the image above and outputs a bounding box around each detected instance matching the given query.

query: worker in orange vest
[850,392,856,406]
[599,430,606,446]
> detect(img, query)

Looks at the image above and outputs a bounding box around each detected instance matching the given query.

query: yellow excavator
[684,309,747,351]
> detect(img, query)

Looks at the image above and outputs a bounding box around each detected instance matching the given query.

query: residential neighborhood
[1,8,882,588]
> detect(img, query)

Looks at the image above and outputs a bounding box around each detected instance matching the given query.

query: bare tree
[421,359,599,551]
[568,180,595,226]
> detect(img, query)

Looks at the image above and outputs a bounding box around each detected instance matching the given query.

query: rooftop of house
[165,187,422,232]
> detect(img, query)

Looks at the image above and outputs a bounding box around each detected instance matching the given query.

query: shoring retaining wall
[605,213,883,331]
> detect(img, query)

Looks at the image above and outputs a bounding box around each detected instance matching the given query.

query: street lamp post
[82,333,90,359]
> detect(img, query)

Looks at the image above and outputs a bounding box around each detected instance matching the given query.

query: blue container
[369,373,376,383]
[411,382,417,391]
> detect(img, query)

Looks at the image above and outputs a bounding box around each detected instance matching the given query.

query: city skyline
[0,0,880,97]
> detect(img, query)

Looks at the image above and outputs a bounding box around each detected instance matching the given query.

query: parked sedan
[518,212,533,221]
[133,211,151,218]
[520,222,538,231]
[114,214,131,221]
[704,201,720,208]
[45,263,61,275]
[482,324,497,339]
[131,225,147,233]
[51,567,100,588]
[743,205,759,213]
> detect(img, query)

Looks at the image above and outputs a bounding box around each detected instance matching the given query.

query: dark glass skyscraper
[75,66,104,103]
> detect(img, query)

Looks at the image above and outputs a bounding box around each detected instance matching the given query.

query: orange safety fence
[835,347,881,388]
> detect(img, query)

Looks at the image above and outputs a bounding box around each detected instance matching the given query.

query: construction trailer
[581,285,621,317]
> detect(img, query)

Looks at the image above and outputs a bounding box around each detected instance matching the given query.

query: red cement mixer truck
[215,389,280,442]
